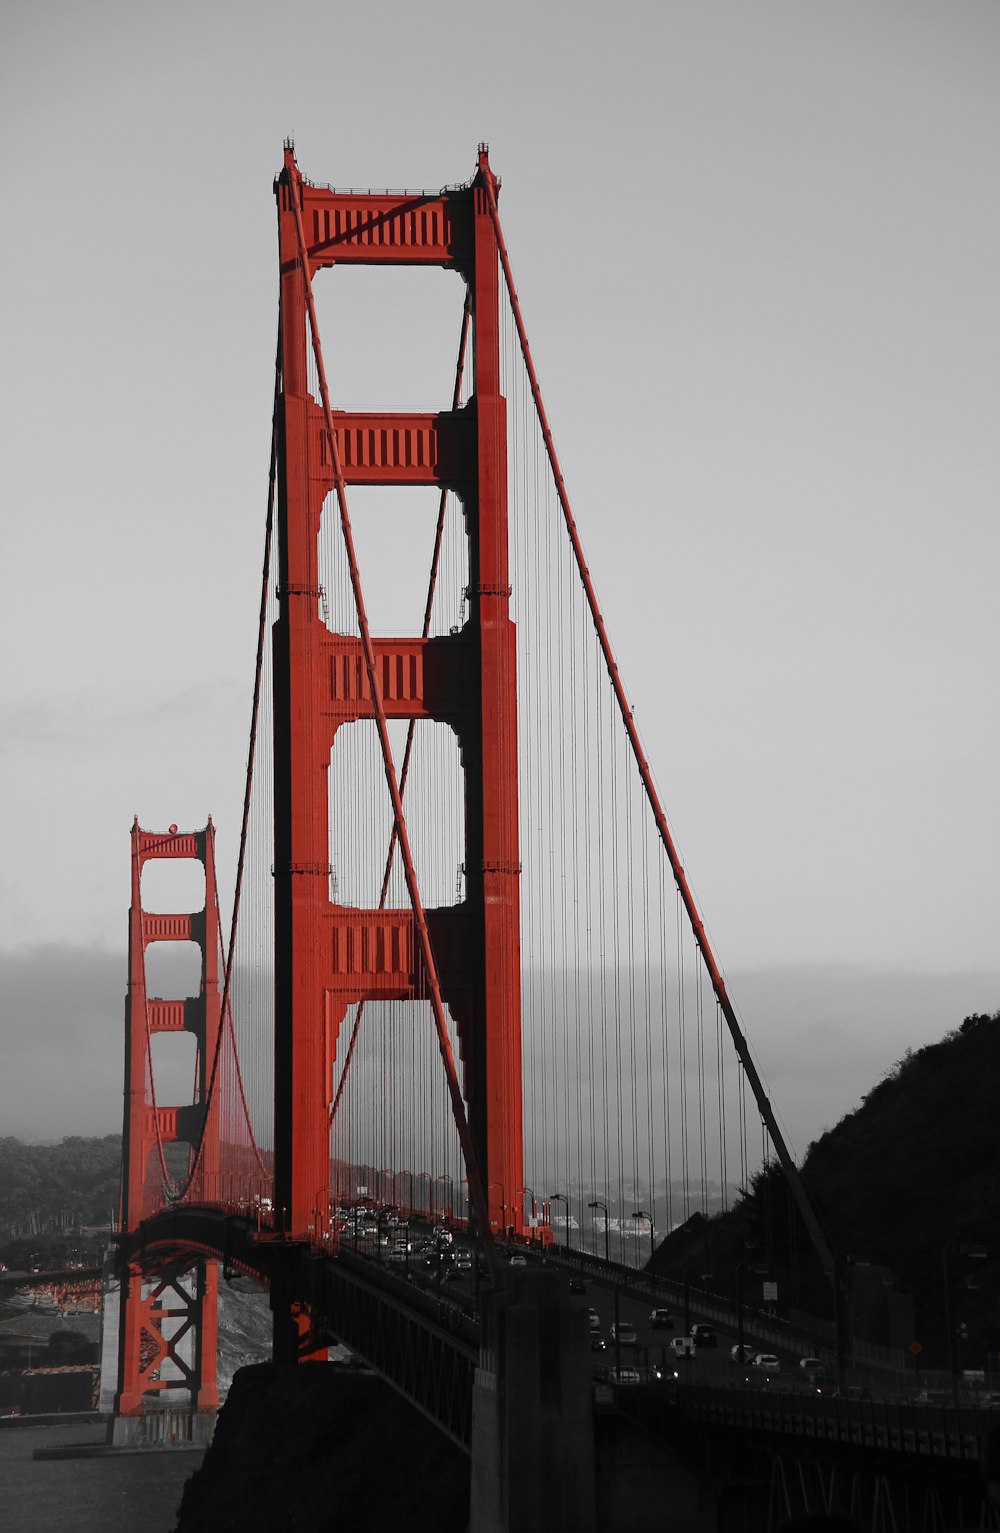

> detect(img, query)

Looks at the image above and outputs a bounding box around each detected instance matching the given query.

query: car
[588,1309,601,1332]
[607,1366,641,1386]
[798,1356,822,1371]
[730,1344,754,1364]
[611,1323,638,1347]
[649,1308,674,1330]
[590,1332,607,1352]
[690,1325,717,1348]
[454,1253,473,1272]
[752,1353,780,1372]
[508,1254,527,1267]
[569,1277,586,1295]
[670,1336,695,1358]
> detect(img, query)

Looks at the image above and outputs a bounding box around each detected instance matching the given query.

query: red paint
[117,819,219,1416]
[273,147,523,1242]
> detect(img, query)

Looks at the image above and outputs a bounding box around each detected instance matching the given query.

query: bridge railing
[621,1378,995,1463]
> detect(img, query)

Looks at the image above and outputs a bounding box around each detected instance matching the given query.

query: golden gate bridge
[106,146,994,1531]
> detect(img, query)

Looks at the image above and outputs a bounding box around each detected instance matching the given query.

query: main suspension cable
[483,176,835,1276]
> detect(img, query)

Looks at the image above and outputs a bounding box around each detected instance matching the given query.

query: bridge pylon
[272,145,523,1249]
[114,819,220,1441]
[471,1269,597,1532]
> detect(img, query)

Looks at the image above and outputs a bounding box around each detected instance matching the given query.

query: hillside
[0,1134,120,1249]
[652,1010,1000,1361]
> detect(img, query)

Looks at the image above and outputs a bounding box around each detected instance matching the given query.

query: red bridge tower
[115,819,220,1435]
[272,146,523,1245]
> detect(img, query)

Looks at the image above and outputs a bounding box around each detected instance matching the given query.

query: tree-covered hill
[652,1010,1000,1358]
[802,1010,998,1279]
[0,1134,121,1243]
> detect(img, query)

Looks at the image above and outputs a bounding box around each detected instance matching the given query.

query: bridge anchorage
[112,145,977,1530]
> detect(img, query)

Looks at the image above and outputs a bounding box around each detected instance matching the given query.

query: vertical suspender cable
[482,180,835,1278]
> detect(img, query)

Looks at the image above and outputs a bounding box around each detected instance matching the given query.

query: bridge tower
[114,819,220,1439]
[272,145,523,1246]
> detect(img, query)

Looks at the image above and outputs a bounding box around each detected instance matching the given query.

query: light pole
[944,1243,988,1404]
[415,1171,432,1222]
[735,1259,768,1376]
[588,1200,610,1264]
[632,1210,654,1275]
[375,1207,392,1265]
[549,1193,571,1251]
[518,1185,537,1228]
[435,1174,454,1223]
[682,1259,701,1333]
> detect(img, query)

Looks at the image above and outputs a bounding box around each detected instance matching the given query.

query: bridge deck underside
[120,1209,477,1450]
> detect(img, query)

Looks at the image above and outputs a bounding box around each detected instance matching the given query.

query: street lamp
[435,1173,454,1222]
[632,1211,655,1274]
[518,1186,537,1227]
[415,1171,432,1222]
[375,1206,393,1265]
[588,1200,610,1264]
[549,1193,571,1251]
[944,1243,988,1403]
[682,1260,702,1333]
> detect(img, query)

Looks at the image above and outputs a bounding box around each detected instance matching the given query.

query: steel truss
[120,1208,477,1450]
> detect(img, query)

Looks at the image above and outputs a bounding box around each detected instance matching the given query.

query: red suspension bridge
[108,145,982,1530]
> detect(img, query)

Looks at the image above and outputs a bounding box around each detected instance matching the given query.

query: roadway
[339,1212,826,1393]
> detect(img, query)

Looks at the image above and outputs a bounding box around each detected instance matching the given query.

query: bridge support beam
[272,146,524,1262]
[115,820,221,1436]
[470,1269,596,1533]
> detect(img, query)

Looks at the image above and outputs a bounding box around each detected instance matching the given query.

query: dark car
[569,1277,587,1295]
[690,1324,717,1348]
[649,1307,674,1329]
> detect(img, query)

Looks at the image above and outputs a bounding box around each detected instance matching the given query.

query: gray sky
[2,1,998,1154]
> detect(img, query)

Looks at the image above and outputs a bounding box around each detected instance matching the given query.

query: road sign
[909,1340,923,1356]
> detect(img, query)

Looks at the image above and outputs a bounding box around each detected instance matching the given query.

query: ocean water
[0,1422,203,1533]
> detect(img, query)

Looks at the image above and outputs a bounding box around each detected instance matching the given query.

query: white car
[752,1353,780,1372]
[799,1356,822,1371]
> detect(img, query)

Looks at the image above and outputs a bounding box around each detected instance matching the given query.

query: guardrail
[619,1377,996,1463]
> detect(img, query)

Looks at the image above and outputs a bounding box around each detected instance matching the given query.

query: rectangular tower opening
[144,940,202,999]
[141,858,206,914]
[329,719,465,909]
[312,266,467,413]
[318,485,468,639]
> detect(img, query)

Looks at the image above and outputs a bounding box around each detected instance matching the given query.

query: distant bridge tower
[272,144,523,1245]
[114,819,220,1440]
